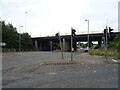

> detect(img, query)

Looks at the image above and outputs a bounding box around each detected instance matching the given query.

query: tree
[2,20,33,51]
[113,34,120,42]
[2,21,19,49]
[114,34,120,53]
[108,34,120,49]
[21,33,33,50]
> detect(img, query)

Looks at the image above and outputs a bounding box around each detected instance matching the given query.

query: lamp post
[25,11,28,33]
[19,26,23,51]
[85,20,89,50]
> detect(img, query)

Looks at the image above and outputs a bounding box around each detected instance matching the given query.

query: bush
[89,49,105,56]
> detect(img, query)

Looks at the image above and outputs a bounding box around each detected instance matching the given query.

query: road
[2,51,70,70]
[2,52,118,88]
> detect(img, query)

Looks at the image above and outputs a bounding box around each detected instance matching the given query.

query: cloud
[1,0,119,37]
[1,0,39,3]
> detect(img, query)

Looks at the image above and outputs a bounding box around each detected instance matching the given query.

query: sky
[1,0,119,37]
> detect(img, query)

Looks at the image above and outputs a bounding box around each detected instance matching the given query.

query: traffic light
[104,29,107,37]
[103,28,109,41]
[55,32,60,41]
[71,28,76,37]
[109,27,113,33]
[55,33,59,37]
[109,27,113,39]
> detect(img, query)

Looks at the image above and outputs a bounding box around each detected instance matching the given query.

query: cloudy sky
[1,0,119,37]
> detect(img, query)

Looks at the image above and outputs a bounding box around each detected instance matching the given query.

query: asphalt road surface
[2,51,119,88]
[2,52,71,70]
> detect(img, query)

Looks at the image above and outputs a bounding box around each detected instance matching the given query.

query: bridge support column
[65,41,71,52]
[50,41,53,51]
[43,42,46,50]
[42,41,50,51]
[63,38,65,51]
[35,40,38,49]
[39,41,42,50]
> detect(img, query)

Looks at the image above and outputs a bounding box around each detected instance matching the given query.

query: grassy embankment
[89,49,120,59]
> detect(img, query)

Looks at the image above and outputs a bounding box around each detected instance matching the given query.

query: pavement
[2,51,119,88]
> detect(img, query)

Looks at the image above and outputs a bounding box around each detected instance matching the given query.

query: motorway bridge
[32,32,120,51]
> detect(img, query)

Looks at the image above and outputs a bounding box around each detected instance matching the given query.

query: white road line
[48,72,56,75]
[112,59,118,62]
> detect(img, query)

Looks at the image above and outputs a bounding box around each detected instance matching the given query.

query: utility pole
[85,20,89,50]
[19,26,23,52]
[25,11,28,33]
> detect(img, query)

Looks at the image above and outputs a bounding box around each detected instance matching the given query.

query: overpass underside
[33,38,71,51]
[32,32,119,52]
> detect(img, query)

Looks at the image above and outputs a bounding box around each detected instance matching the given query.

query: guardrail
[32,29,119,37]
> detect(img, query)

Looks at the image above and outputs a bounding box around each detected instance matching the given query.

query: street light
[25,11,28,33]
[85,19,89,50]
[19,26,23,51]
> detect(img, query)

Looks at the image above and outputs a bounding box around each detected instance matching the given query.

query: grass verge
[89,49,120,59]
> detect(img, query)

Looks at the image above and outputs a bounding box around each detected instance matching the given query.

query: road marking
[112,59,118,62]
[93,70,96,73]
[18,53,23,55]
[48,72,56,75]
[88,67,91,69]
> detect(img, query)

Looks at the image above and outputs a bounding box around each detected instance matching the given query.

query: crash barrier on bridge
[39,29,118,37]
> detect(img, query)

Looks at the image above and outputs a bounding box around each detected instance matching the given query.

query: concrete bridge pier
[35,40,38,49]
[64,40,71,52]
[62,38,65,51]
[49,41,53,51]
[35,40,50,51]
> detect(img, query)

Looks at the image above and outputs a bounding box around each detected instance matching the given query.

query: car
[76,48,84,52]
[84,47,90,52]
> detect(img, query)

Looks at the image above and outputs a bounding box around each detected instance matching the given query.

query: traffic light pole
[71,28,73,61]
[71,27,76,61]
[105,26,108,62]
